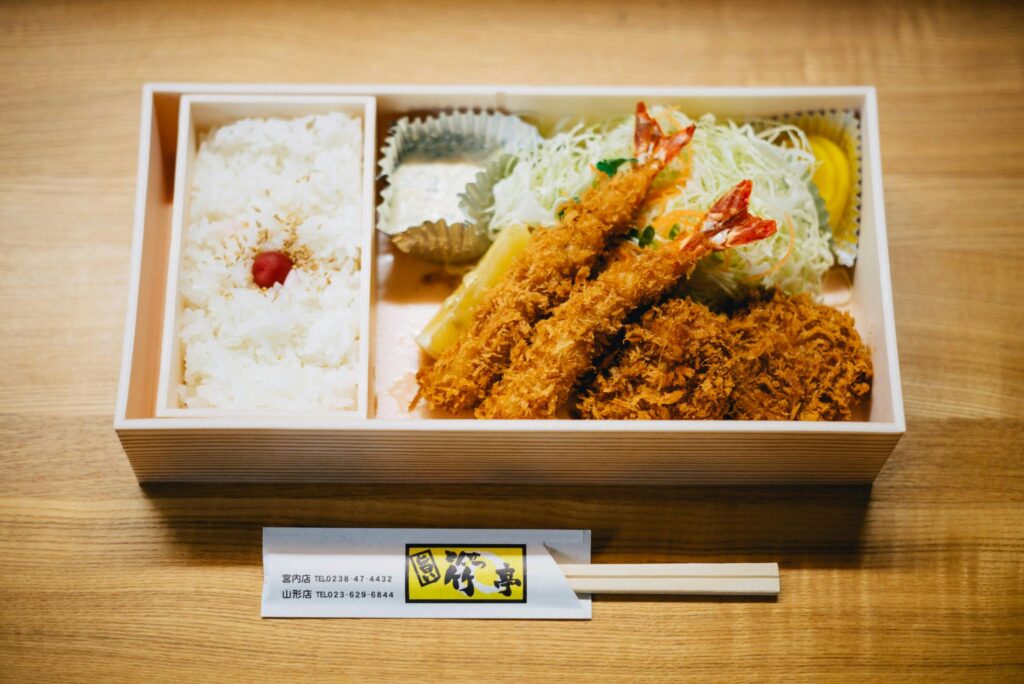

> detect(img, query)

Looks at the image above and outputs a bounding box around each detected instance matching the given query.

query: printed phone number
[315,575,393,584]
[281,574,393,584]
[281,590,395,600]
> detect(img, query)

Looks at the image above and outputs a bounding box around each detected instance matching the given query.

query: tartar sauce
[388,156,484,228]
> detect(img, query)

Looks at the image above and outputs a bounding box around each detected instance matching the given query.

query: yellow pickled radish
[416,224,532,358]
[808,135,851,231]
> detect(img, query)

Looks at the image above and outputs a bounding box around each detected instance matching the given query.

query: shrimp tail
[722,214,777,248]
[700,179,778,249]
[634,102,696,165]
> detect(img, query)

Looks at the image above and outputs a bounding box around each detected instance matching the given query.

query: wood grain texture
[0,0,1022,681]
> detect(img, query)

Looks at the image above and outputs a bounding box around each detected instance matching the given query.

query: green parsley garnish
[668,223,681,240]
[595,158,637,177]
[638,225,656,247]
[628,226,657,247]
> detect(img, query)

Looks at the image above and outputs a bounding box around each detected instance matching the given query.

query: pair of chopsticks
[560,563,779,596]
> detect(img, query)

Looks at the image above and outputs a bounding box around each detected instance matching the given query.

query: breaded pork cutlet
[417,103,696,413]
[729,292,872,421]
[577,298,737,420]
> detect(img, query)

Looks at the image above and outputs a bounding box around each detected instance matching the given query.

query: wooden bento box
[115,83,904,484]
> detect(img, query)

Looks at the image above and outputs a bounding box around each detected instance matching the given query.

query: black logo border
[405,543,528,604]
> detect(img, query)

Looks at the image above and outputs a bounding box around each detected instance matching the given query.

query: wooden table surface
[2,0,1022,680]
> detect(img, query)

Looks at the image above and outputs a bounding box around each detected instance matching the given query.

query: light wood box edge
[114,83,905,484]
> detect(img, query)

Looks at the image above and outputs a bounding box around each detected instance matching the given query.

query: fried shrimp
[576,298,737,420]
[477,180,777,419]
[729,291,872,421]
[417,103,695,412]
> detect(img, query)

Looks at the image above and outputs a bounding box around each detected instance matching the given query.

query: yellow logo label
[406,545,526,603]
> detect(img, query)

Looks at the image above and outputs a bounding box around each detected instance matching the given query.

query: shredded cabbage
[488,116,634,237]
[488,108,834,298]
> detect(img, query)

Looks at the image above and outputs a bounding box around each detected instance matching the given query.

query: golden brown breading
[477,180,776,419]
[416,107,696,413]
[729,292,872,421]
[416,162,662,412]
[577,298,737,420]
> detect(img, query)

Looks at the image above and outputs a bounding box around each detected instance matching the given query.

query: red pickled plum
[252,251,293,288]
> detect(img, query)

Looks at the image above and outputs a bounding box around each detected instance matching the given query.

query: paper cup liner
[377,111,540,264]
[806,177,831,241]
[391,218,491,266]
[776,109,862,266]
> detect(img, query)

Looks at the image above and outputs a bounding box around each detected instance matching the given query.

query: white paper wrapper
[377,111,540,263]
[262,527,592,619]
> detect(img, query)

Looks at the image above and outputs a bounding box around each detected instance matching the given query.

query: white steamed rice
[177,112,364,411]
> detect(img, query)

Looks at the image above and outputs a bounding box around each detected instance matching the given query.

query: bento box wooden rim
[115,83,905,439]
